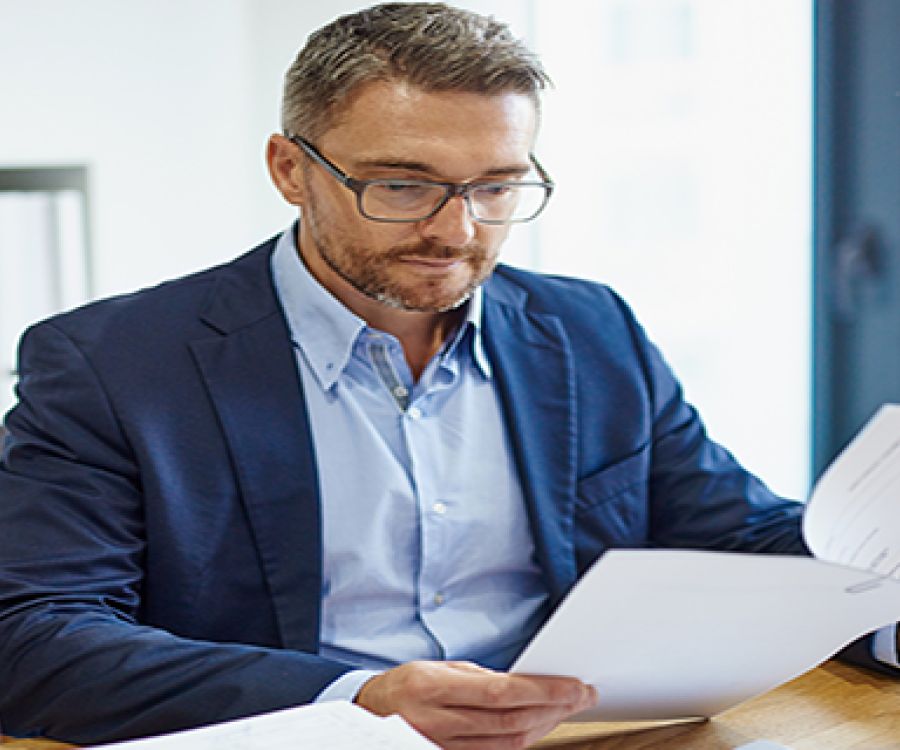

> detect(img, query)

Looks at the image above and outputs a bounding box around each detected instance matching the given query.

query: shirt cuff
[314,669,383,703]
[872,623,900,668]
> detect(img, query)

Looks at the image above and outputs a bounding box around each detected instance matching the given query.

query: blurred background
[2,0,896,502]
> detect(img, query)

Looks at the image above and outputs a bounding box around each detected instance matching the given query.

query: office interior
[1,0,898,503]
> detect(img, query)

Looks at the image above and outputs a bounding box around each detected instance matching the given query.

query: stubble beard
[304,202,496,314]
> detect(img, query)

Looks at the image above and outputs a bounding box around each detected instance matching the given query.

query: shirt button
[433,501,447,515]
[433,593,445,606]
[393,385,408,399]
[407,406,422,420]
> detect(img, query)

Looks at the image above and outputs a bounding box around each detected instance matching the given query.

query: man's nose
[419,195,477,247]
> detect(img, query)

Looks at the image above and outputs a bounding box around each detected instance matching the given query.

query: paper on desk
[512,404,900,722]
[86,701,438,749]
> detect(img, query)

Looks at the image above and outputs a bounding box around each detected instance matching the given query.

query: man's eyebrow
[354,157,533,179]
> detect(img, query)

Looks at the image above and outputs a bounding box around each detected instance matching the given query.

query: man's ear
[266,134,307,207]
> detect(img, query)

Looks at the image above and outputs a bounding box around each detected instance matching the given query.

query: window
[486,0,813,498]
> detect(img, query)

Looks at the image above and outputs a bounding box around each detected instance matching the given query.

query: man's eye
[372,183,436,199]
[474,184,521,202]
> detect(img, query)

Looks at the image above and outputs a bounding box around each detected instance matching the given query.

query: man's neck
[296,238,466,381]
[368,305,465,382]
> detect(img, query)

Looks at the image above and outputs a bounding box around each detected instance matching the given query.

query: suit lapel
[483,275,579,603]
[190,243,322,651]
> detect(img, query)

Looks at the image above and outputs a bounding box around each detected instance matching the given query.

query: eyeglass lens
[360,182,548,223]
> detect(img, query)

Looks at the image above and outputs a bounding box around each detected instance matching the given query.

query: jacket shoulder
[487,263,639,326]
[31,237,280,345]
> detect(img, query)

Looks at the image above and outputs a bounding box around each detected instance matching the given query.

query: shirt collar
[271,223,491,390]
[271,225,364,391]
[444,284,491,379]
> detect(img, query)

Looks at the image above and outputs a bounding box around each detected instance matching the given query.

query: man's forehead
[319,81,539,173]
[327,77,539,123]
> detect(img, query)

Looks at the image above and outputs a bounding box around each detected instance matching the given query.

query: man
[0,3,896,749]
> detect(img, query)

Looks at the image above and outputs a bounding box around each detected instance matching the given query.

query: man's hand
[355,660,598,749]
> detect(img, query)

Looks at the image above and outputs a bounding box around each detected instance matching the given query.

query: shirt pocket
[573,447,651,572]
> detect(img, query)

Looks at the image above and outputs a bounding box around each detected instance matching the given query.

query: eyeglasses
[290,136,554,225]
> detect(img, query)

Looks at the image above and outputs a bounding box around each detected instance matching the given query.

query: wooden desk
[3,660,900,749]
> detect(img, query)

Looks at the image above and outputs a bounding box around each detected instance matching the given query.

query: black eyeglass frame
[289,136,554,225]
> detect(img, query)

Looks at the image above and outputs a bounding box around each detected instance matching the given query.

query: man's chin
[362,268,483,313]
[373,289,473,313]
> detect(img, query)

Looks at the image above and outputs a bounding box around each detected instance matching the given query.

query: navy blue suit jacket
[0,237,816,743]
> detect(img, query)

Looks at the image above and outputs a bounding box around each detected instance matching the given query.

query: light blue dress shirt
[270,227,550,700]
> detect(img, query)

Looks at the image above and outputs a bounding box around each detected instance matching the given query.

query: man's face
[291,81,539,314]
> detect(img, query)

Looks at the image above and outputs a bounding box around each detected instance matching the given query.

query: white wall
[0,0,322,297]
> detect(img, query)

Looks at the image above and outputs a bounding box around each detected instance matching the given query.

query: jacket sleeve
[0,321,351,745]
[837,631,900,677]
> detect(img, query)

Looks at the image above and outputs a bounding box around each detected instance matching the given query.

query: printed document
[512,404,900,721]
[85,701,438,749]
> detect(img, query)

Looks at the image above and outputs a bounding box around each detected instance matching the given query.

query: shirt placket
[367,335,457,657]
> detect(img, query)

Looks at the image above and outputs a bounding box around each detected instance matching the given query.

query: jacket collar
[482,269,579,603]
[191,236,324,651]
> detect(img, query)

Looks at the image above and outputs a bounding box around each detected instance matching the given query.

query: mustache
[385,240,487,262]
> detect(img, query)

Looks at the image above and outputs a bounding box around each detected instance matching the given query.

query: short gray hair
[281,2,551,141]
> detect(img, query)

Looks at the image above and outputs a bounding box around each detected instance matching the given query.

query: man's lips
[398,255,467,270]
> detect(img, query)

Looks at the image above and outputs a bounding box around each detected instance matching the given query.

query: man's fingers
[442,691,596,736]
[439,663,597,711]
[357,661,598,714]
[356,661,598,749]
[432,697,597,750]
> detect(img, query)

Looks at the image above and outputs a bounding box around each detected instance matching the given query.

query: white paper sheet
[513,549,900,721]
[804,403,900,577]
[512,404,900,721]
[86,701,438,749]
